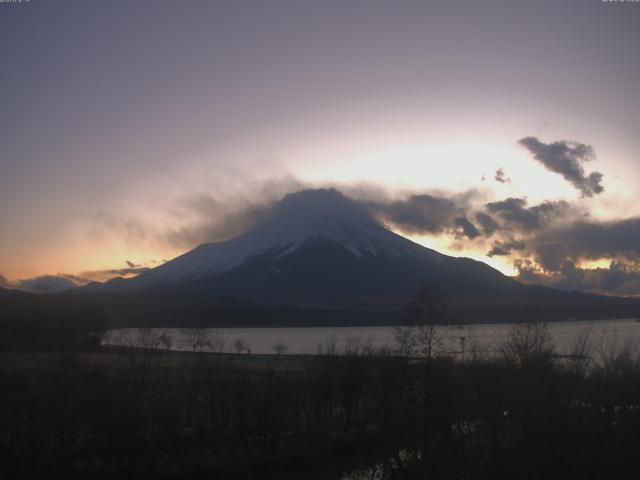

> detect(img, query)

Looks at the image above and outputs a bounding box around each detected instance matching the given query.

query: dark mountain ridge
[0,286,106,349]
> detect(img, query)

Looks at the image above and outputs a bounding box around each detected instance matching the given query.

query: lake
[104,318,640,358]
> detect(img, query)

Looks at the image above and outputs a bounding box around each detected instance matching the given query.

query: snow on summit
[132,189,442,286]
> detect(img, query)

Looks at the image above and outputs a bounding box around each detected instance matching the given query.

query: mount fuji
[133,188,448,287]
[81,189,640,326]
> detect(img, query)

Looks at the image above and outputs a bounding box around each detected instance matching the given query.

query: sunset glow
[1,0,639,298]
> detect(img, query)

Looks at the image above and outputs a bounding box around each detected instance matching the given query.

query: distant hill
[78,189,640,327]
[0,287,106,350]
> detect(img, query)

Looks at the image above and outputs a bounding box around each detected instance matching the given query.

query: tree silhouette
[394,285,447,359]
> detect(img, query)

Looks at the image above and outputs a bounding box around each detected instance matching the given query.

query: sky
[1,0,640,296]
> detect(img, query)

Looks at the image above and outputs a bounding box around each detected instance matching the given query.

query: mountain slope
[0,287,107,350]
[82,189,640,326]
[132,188,444,287]
[106,188,522,303]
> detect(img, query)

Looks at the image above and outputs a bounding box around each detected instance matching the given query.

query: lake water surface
[105,318,640,358]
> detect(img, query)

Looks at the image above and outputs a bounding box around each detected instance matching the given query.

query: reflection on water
[104,318,640,358]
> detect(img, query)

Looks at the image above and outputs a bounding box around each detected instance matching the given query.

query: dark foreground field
[3,336,640,480]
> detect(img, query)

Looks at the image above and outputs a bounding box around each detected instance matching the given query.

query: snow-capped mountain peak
[132,189,441,286]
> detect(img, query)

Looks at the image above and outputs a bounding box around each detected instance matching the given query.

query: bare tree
[394,325,417,357]
[158,332,173,351]
[344,335,362,356]
[566,327,592,375]
[233,337,248,354]
[136,328,161,350]
[316,334,338,356]
[271,342,288,356]
[596,324,638,379]
[362,335,376,356]
[499,317,552,366]
[394,286,447,452]
[180,328,211,353]
[453,328,485,363]
[393,286,447,360]
[209,330,227,353]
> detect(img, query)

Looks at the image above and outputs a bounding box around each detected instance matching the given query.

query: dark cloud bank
[512,218,640,296]
[371,189,640,296]
[365,193,480,240]
[516,259,640,298]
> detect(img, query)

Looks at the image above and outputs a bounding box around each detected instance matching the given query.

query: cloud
[518,136,604,197]
[91,176,307,250]
[474,212,499,236]
[452,217,481,240]
[515,259,640,298]
[475,197,575,259]
[363,191,581,258]
[365,191,487,240]
[494,167,510,184]
[90,182,492,251]
[370,194,459,234]
[524,217,640,271]
[59,163,640,298]
[164,177,308,248]
[165,201,274,248]
[80,266,151,283]
[509,217,640,296]
[1,272,86,293]
[13,275,81,294]
[90,210,153,244]
[488,239,526,257]
[484,197,572,232]
[473,194,640,296]
[2,259,158,294]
